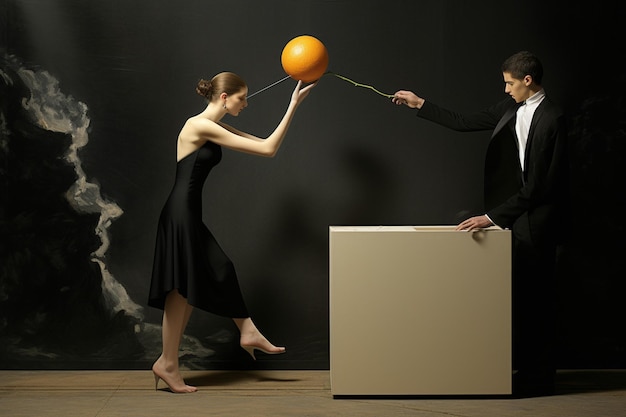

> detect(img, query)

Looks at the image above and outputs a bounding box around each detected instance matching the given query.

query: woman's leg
[152,289,198,393]
[233,317,286,360]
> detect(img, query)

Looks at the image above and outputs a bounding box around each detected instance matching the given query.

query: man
[392,51,569,397]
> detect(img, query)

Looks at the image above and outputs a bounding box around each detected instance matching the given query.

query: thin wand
[247,75,292,99]
[325,72,394,99]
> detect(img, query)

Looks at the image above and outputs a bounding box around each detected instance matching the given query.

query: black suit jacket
[417,97,569,249]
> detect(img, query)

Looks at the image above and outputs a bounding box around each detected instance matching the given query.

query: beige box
[329,226,512,396]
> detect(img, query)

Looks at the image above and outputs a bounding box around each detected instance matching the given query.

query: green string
[247,71,395,100]
[324,71,394,99]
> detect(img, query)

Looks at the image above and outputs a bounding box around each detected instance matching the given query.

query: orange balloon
[281,35,329,83]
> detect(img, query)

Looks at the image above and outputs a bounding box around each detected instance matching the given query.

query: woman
[149,72,316,393]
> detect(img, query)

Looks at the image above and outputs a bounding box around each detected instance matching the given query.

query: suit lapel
[492,102,522,138]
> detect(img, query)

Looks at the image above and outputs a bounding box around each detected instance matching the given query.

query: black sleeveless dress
[148,141,249,318]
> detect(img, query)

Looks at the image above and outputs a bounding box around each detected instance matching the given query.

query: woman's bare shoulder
[183,115,214,129]
[179,116,220,140]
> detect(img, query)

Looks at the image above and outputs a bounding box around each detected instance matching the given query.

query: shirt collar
[525,89,545,106]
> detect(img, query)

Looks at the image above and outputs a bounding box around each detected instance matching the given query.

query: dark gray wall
[1,0,624,369]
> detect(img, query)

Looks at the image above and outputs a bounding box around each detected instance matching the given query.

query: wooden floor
[1,370,625,416]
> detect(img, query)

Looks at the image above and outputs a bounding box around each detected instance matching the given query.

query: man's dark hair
[502,51,544,85]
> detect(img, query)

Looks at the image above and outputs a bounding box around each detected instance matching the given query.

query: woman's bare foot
[152,357,197,393]
[234,318,286,360]
[237,319,286,360]
[239,330,286,360]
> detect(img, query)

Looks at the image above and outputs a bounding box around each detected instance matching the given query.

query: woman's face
[225,87,248,116]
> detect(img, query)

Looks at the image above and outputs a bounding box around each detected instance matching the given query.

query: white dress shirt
[515,89,545,172]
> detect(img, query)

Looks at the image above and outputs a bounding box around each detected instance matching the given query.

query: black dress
[148,141,249,318]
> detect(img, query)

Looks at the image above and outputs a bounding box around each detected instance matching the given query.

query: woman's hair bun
[195,72,246,101]
[196,79,213,99]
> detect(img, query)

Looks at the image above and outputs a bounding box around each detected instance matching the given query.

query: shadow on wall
[269,142,397,260]
[556,75,626,368]
[228,143,397,362]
